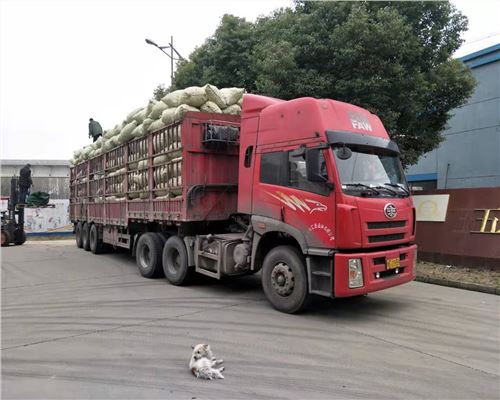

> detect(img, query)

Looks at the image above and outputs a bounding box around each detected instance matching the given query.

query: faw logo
[265,191,327,214]
[348,111,372,132]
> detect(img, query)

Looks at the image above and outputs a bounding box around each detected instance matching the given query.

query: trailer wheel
[261,245,310,314]
[82,222,91,251]
[14,230,26,245]
[136,233,164,278]
[162,235,192,286]
[1,230,11,247]
[89,224,105,254]
[75,222,84,248]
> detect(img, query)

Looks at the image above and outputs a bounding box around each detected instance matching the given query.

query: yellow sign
[471,209,500,234]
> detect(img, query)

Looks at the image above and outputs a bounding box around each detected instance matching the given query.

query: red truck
[70,94,416,313]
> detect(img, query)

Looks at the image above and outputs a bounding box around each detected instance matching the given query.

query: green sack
[26,192,50,206]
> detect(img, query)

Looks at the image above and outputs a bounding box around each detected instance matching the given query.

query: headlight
[348,258,364,288]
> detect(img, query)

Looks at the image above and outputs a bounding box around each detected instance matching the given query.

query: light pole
[145,36,185,85]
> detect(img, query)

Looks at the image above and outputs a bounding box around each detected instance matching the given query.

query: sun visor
[326,130,400,154]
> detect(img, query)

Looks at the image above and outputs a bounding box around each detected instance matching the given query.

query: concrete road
[2,241,499,399]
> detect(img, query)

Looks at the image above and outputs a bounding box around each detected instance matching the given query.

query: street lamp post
[145,36,185,85]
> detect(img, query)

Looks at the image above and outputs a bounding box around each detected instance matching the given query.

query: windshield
[333,146,409,197]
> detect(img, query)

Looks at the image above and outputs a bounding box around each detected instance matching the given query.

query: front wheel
[261,245,310,314]
[14,230,26,245]
[162,235,192,286]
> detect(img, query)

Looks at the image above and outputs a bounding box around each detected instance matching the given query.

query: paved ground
[2,241,499,399]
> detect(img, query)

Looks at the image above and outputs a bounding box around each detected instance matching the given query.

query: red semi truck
[70,94,416,313]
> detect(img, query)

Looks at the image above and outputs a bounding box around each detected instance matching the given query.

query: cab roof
[242,95,389,146]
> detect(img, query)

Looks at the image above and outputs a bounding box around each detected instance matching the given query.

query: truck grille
[368,233,404,243]
[367,220,406,229]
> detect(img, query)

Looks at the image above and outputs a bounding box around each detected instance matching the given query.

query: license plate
[386,257,400,270]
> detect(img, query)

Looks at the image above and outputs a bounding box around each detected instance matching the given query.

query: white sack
[223,104,242,115]
[174,104,199,121]
[142,118,154,130]
[161,108,176,125]
[200,101,222,114]
[118,120,138,143]
[184,86,207,108]
[148,101,168,119]
[205,84,227,109]
[163,89,188,107]
[220,88,245,106]
[126,107,143,123]
[132,124,147,138]
[149,119,166,132]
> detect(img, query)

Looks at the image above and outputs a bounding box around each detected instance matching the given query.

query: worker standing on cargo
[18,163,33,204]
[88,118,103,142]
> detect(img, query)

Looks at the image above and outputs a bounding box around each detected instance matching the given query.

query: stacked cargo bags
[71,85,244,202]
[71,85,243,165]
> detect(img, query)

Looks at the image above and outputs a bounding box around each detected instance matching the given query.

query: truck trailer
[70,94,417,313]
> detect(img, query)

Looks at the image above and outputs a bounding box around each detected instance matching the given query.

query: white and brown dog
[189,344,225,380]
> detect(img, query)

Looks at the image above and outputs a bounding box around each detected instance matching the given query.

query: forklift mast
[1,177,25,246]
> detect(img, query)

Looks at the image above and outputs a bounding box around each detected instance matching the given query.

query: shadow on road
[93,248,412,320]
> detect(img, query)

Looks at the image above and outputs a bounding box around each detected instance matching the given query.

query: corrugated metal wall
[1,177,70,199]
[1,161,70,199]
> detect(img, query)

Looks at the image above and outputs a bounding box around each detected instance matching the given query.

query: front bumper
[334,244,417,297]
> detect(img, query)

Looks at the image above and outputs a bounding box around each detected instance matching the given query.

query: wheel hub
[271,262,295,296]
[168,250,181,274]
[140,246,151,268]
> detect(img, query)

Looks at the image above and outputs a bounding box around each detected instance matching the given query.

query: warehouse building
[1,159,70,199]
[407,43,500,268]
[406,43,500,190]
[1,160,72,235]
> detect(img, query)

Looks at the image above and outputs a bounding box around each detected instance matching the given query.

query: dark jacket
[89,120,103,138]
[19,166,33,188]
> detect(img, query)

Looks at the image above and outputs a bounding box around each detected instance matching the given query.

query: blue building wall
[406,44,500,189]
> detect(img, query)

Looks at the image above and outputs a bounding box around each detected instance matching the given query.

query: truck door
[253,145,336,248]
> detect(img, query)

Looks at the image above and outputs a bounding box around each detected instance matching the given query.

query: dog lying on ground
[189,344,225,380]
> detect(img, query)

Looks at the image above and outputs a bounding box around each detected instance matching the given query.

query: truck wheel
[82,222,91,251]
[1,230,11,247]
[136,233,164,278]
[162,235,192,286]
[75,222,84,248]
[14,230,26,245]
[261,245,310,314]
[89,224,105,254]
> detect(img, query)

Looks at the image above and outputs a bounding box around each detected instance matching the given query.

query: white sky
[1,0,499,161]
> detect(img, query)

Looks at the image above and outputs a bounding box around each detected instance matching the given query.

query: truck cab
[238,95,416,312]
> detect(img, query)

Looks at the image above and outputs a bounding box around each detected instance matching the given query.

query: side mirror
[306,148,333,190]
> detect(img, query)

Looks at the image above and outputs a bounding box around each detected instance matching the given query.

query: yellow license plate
[386,257,400,270]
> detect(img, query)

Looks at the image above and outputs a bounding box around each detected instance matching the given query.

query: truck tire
[89,224,105,254]
[162,235,192,286]
[136,233,164,278]
[82,222,91,251]
[75,222,84,248]
[1,230,11,247]
[14,230,26,245]
[261,245,310,314]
